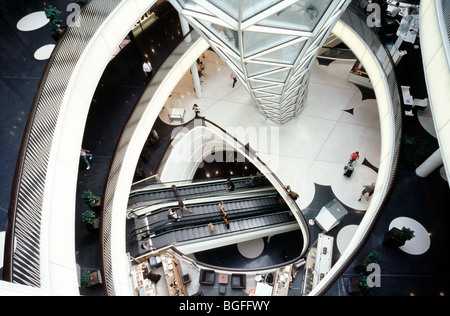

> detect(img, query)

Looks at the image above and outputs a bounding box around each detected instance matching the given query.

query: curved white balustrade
[308,17,401,296]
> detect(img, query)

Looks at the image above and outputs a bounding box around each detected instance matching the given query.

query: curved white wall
[419,0,450,184]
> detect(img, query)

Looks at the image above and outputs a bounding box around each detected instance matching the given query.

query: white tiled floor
[160,50,381,212]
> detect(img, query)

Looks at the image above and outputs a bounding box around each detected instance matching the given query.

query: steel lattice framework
[170,0,351,123]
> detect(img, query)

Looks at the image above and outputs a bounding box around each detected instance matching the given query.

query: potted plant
[383,226,415,248]
[44,5,64,41]
[82,190,101,208]
[363,251,381,267]
[80,269,101,287]
[354,251,381,274]
[44,5,62,25]
[357,273,372,294]
[82,210,100,230]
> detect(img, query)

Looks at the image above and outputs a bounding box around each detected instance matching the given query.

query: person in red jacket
[349,151,360,164]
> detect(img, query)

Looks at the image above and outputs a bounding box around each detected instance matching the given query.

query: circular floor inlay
[237,238,264,259]
[337,225,359,254]
[34,44,55,61]
[389,217,430,255]
[17,11,49,32]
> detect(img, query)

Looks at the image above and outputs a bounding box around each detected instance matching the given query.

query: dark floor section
[74,2,184,295]
[194,230,304,270]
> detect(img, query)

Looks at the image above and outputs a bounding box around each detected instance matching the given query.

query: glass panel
[253,40,306,64]
[242,31,297,58]
[256,68,291,83]
[257,0,333,32]
[178,0,210,14]
[245,63,281,77]
[242,0,283,21]
[209,0,240,19]
[249,80,277,89]
[226,54,244,72]
[263,85,284,95]
[199,20,239,53]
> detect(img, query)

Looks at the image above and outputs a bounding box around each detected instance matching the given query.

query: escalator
[128,176,271,212]
[132,193,287,238]
[149,211,296,251]
[131,192,298,254]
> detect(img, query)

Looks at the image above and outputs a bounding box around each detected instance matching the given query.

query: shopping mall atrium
[0,0,449,297]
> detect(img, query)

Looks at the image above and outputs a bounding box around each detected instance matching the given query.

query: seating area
[199,269,215,286]
[199,269,247,295]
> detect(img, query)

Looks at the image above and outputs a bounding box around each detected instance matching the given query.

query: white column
[179,13,191,43]
[179,13,201,98]
[415,148,443,177]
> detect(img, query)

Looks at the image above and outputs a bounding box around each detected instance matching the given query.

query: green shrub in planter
[358,273,371,293]
[80,270,93,287]
[82,210,96,227]
[82,190,100,208]
[393,227,415,241]
[363,251,381,267]
[44,5,62,25]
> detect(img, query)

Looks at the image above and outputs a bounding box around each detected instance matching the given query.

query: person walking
[223,215,231,230]
[178,198,193,213]
[358,182,376,201]
[226,177,235,191]
[80,148,93,170]
[230,72,237,88]
[143,58,153,79]
[349,151,360,164]
[218,201,225,214]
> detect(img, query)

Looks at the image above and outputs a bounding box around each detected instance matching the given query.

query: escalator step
[254,217,264,227]
[186,229,195,240]
[215,224,225,234]
[202,226,211,237]
[181,229,189,241]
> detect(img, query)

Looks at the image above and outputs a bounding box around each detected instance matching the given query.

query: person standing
[192,104,200,117]
[389,2,401,19]
[80,148,93,170]
[208,222,216,234]
[168,208,182,220]
[171,185,179,197]
[143,58,152,79]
